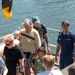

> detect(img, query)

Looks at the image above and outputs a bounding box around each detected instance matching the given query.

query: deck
[61,62,75,75]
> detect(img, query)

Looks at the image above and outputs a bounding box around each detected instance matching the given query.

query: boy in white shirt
[37,55,63,75]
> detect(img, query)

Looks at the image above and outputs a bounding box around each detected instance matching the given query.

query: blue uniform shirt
[57,31,75,61]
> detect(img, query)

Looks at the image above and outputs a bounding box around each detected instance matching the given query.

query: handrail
[0,28,60,40]
[0,32,14,40]
[0,30,19,39]
[49,44,56,48]
[47,28,61,32]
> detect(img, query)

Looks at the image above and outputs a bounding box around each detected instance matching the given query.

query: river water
[0,0,75,53]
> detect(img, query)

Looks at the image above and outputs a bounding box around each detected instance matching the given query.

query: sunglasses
[5,41,13,46]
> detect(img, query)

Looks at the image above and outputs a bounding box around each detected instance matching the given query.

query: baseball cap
[32,16,40,24]
[62,20,70,25]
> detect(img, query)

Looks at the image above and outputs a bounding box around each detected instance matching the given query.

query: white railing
[0,28,60,40]
[47,28,61,32]
[0,28,59,48]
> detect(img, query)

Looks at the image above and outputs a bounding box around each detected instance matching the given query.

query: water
[0,0,75,54]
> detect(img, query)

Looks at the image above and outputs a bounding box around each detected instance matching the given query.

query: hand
[55,56,58,63]
[19,66,25,73]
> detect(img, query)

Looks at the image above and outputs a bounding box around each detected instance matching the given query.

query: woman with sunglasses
[2,34,25,75]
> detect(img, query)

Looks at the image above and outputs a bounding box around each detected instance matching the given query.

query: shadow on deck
[61,62,75,75]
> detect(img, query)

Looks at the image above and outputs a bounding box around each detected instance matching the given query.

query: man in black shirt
[32,16,51,54]
[3,34,24,75]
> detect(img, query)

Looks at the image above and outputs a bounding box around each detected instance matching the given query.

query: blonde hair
[4,34,14,42]
[43,55,55,68]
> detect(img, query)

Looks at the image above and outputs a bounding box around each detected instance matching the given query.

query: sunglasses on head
[5,41,13,46]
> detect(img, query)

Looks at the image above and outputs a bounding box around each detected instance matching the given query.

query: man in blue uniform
[55,20,75,70]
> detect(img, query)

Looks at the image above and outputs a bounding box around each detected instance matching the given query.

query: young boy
[37,55,63,75]
[32,47,46,75]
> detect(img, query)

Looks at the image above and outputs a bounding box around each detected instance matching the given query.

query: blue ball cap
[62,20,70,25]
[32,16,40,24]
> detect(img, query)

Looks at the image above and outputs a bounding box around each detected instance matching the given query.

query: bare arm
[55,44,61,62]
[2,67,8,75]
[44,33,51,54]
[2,55,6,63]
[35,31,41,55]
[56,44,61,56]
[19,58,25,72]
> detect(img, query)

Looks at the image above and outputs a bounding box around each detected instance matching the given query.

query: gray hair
[22,19,33,27]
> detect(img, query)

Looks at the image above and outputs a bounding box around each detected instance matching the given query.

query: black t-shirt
[34,24,47,47]
[34,24,47,38]
[3,45,24,69]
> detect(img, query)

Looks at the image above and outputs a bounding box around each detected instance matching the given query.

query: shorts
[24,52,35,68]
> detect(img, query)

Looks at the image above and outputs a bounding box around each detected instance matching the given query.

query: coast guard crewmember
[55,20,75,70]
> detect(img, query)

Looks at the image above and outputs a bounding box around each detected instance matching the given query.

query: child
[37,55,63,75]
[32,47,46,75]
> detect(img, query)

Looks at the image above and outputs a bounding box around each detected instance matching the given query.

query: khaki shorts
[24,52,35,68]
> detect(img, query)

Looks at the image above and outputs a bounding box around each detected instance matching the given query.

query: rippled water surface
[0,0,75,53]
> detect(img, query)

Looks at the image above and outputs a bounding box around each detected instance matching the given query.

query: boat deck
[61,62,75,75]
